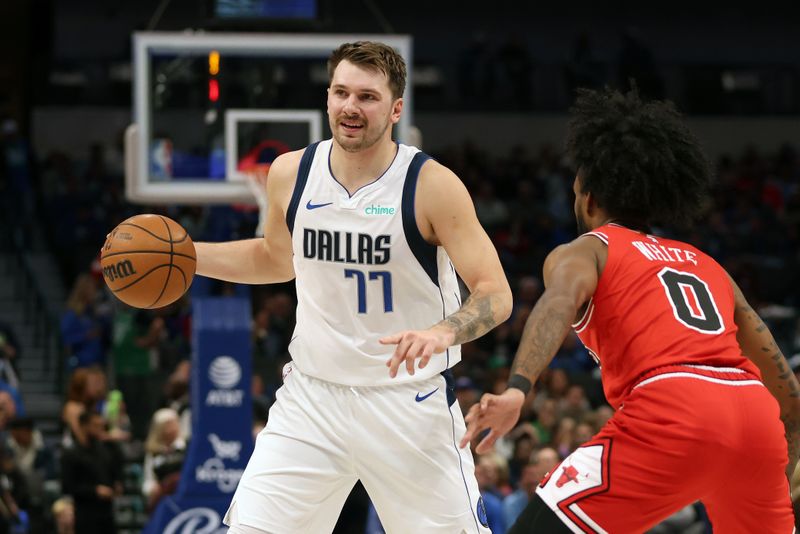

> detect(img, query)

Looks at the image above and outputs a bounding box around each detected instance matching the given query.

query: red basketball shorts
[536,365,795,533]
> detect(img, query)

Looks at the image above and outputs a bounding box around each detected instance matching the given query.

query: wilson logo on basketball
[103,259,137,282]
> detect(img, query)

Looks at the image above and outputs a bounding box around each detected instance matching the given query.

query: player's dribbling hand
[380,327,455,378]
[459,389,526,454]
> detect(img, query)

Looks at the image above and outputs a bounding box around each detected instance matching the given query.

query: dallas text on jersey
[303,228,391,265]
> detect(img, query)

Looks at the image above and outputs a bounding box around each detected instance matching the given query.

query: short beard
[331,117,390,153]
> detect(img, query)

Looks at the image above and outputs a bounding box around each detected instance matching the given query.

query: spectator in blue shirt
[61,274,106,369]
[504,447,560,526]
[475,454,508,533]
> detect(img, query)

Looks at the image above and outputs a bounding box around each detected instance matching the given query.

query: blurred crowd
[1,125,800,532]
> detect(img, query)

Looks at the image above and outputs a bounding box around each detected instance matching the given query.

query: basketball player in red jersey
[461,88,799,533]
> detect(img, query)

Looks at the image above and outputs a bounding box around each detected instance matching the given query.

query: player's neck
[584,211,613,232]
[591,216,650,234]
[598,216,618,228]
[330,138,398,193]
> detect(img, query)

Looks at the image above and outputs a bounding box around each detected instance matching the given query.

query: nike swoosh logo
[415,388,439,402]
[306,200,333,210]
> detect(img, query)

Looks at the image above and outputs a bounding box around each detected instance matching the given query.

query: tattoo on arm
[744,301,800,399]
[738,300,800,469]
[764,343,800,398]
[510,294,575,384]
[436,291,503,346]
[784,413,800,463]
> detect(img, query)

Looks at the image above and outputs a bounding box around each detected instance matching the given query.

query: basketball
[100,214,196,309]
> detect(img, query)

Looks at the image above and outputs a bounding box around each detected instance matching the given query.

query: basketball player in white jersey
[195,41,512,533]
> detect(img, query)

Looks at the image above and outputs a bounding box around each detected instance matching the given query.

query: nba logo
[151,138,173,180]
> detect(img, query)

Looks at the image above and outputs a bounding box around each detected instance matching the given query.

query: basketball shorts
[224,363,491,534]
[535,365,795,533]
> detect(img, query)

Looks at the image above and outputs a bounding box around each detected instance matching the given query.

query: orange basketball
[100,214,196,309]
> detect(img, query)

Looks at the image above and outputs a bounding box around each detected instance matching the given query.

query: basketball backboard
[127,32,413,205]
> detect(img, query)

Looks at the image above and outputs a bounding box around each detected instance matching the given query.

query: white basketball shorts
[224,363,491,534]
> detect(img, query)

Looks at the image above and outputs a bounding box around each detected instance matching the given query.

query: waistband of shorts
[631,364,763,392]
[282,361,448,390]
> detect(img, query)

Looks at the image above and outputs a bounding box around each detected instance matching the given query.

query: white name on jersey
[632,240,698,265]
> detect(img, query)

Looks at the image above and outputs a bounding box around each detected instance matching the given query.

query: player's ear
[390,98,403,124]
[585,191,598,216]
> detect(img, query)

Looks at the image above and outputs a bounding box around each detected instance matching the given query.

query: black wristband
[507,374,532,396]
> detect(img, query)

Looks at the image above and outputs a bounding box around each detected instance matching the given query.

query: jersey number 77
[344,269,393,313]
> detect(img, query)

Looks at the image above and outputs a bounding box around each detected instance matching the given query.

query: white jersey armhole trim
[581,231,609,245]
[570,231,607,332]
[572,298,594,331]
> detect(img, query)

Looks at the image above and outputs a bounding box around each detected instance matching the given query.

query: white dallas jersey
[286,139,462,386]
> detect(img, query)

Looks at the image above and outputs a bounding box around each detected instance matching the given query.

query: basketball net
[235,139,291,237]
[238,163,270,237]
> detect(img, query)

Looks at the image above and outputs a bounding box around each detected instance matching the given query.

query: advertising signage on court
[142,298,253,533]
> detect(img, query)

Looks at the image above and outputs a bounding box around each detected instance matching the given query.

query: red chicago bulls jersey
[573,223,760,408]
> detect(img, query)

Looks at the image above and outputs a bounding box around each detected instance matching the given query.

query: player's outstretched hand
[380,327,455,378]
[459,389,526,454]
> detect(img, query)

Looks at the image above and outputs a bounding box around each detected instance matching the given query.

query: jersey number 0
[658,267,724,334]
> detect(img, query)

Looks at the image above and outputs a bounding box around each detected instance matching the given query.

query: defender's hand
[459,388,526,454]
[380,327,454,378]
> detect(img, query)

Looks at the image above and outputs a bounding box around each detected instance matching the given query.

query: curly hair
[566,87,711,227]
